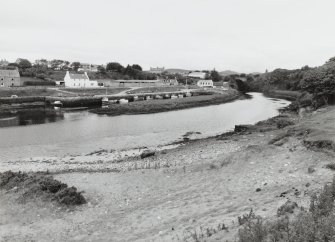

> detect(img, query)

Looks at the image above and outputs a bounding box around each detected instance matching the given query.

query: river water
[0,93,290,161]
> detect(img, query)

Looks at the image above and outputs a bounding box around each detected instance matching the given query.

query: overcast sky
[1,0,335,72]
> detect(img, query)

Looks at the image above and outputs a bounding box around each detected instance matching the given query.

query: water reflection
[0,93,291,161]
[0,109,64,128]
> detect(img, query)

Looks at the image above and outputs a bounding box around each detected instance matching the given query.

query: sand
[1,106,335,241]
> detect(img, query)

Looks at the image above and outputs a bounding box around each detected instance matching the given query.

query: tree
[17,59,32,69]
[97,65,106,74]
[106,62,124,73]
[34,59,48,67]
[131,64,142,71]
[210,69,221,82]
[71,62,81,71]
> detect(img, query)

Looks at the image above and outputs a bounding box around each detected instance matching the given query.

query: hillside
[246,57,335,107]
[219,70,239,76]
[164,68,190,74]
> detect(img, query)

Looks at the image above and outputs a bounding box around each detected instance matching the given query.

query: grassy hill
[164,68,190,74]
[246,57,335,107]
[219,70,239,76]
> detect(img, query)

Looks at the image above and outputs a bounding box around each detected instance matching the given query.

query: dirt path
[1,106,335,241]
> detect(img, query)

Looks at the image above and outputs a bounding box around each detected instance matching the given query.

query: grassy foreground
[91,90,240,116]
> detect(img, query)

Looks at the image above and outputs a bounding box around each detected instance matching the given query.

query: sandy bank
[1,106,335,241]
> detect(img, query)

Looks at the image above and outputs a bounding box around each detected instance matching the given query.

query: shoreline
[3,96,335,241]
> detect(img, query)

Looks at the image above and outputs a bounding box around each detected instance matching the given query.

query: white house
[197,79,213,87]
[64,71,98,88]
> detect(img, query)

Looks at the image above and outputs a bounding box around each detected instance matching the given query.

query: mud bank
[1,106,335,241]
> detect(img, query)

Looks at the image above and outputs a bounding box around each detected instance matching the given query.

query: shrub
[237,176,335,242]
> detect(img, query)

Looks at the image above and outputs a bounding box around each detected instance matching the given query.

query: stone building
[0,69,21,87]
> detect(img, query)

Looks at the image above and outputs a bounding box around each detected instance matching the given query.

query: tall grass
[237,176,335,242]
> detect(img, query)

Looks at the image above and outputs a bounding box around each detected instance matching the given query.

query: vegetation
[91,91,240,116]
[0,171,86,206]
[243,57,335,108]
[238,176,335,242]
[126,86,187,94]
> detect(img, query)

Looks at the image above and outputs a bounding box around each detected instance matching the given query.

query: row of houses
[61,71,179,88]
[0,69,214,88]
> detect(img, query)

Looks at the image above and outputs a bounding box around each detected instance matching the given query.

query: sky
[1,0,335,73]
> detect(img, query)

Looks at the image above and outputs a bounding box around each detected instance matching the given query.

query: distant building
[149,67,165,74]
[188,72,207,79]
[78,63,99,72]
[100,79,165,88]
[0,59,9,67]
[0,69,21,87]
[64,71,98,88]
[222,81,230,90]
[162,78,179,86]
[197,79,213,88]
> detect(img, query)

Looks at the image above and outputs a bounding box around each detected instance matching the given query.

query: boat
[133,96,139,101]
[155,95,163,99]
[185,92,192,97]
[52,100,63,109]
[102,97,109,107]
[178,94,184,98]
[171,95,178,99]
[119,98,129,104]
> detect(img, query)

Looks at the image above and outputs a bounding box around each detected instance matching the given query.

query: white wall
[64,71,99,88]
[197,80,213,87]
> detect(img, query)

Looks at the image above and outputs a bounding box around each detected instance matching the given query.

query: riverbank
[1,103,335,241]
[91,89,241,116]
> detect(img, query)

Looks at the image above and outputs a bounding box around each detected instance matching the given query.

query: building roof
[0,69,20,77]
[69,72,88,80]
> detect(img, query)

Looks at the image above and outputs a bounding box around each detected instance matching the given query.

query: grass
[237,176,335,242]
[0,87,128,98]
[63,87,129,96]
[182,223,228,241]
[126,86,188,94]
[0,87,59,97]
[92,90,240,116]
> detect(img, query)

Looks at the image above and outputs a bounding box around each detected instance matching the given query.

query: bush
[237,176,335,242]
[23,80,56,86]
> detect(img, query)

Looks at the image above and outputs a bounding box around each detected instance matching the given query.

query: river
[0,93,290,161]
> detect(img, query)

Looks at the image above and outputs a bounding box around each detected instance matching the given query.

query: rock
[308,166,316,173]
[140,150,155,159]
[234,125,256,133]
[305,182,311,187]
[277,200,298,216]
[256,188,261,192]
